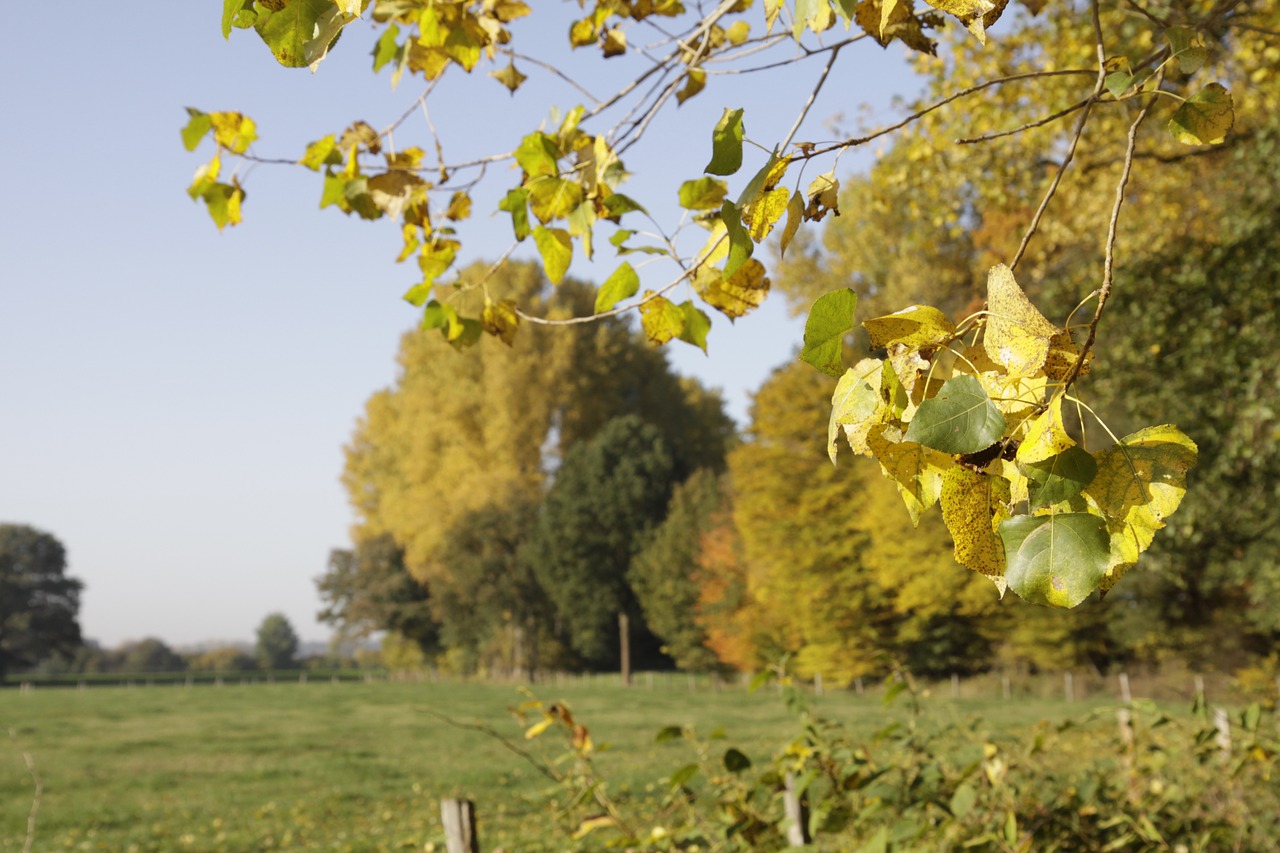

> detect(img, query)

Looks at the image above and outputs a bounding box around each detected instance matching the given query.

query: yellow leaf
[1016,394,1073,464]
[868,425,952,525]
[640,293,685,345]
[940,467,1010,584]
[1041,329,1090,382]
[804,171,840,221]
[695,259,770,319]
[828,359,885,461]
[779,192,805,258]
[984,263,1060,378]
[744,187,790,241]
[525,716,554,739]
[922,0,1007,43]
[864,304,956,351]
[1083,425,1197,587]
[482,298,520,346]
[571,816,616,840]
[602,27,626,57]
[208,111,258,154]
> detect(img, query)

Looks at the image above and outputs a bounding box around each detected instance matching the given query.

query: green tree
[255,612,300,670]
[120,638,187,673]
[188,646,257,672]
[0,524,83,680]
[629,469,725,672]
[525,415,678,676]
[433,499,563,676]
[317,534,439,658]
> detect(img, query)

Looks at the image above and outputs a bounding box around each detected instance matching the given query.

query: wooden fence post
[854,676,864,696]
[951,673,960,700]
[814,673,823,697]
[1064,671,1075,703]
[441,798,479,853]
[1002,675,1011,701]
[1119,672,1131,704]
[1213,708,1231,758]
[783,772,810,847]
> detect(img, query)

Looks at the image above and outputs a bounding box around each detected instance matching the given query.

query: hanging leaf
[705,108,745,176]
[984,263,1060,378]
[498,188,531,241]
[1169,83,1234,145]
[801,288,858,378]
[526,176,585,223]
[804,171,840,221]
[676,68,707,105]
[678,176,729,211]
[999,514,1110,608]
[1015,394,1073,464]
[694,258,769,319]
[490,62,528,93]
[514,131,561,179]
[251,0,345,68]
[744,187,791,241]
[779,192,805,258]
[594,262,640,313]
[181,108,213,151]
[1022,447,1097,509]
[904,375,1007,455]
[677,301,711,353]
[922,0,1007,43]
[863,304,956,351]
[720,201,754,278]
[828,359,885,461]
[867,426,952,525]
[532,226,572,284]
[640,293,686,345]
[482,298,520,346]
[940,467,1011,585]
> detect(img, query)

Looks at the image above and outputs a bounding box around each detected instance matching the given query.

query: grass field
[0,677,1231,852]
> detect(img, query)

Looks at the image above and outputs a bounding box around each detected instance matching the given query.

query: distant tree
[188,646,256,672]
[120,637,187,673]
[525,415,679,677]
[255,612,299,670]
[317,534,439,657]
[0,524,84,680]
[629,470,724,672]
[435,499,562,676]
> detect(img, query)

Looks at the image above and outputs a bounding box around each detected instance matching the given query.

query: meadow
[0,675,1271,851]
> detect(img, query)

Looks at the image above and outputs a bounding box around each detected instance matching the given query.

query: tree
[629,469,725,672]
[0,524,83,680]
[524,415,679,676]
[192,3,1279,618]
[120,638,187,673]
[188,646,257,672]
[255,612,300,670]
[317,534,439,657]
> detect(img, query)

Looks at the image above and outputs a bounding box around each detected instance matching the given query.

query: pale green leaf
[678,176,728,211]
[595,262,640,313]
[705,108,745,176]
[640,293,685,345]
[720,201,753,279]
[1169,83,1233,145]
[677,302,711,353]
[801,288,858,378]
[498,188,531,241]
[252,0,339,67]
[999,514,1110,608]
[532,226,572,284]
[1022,447,1097,510]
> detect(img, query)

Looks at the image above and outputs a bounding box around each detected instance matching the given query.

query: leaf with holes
[864,304,955,351]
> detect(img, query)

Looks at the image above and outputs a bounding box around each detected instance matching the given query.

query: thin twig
[780,41,843,152]
[419,708,562,784]
[956,98,1090,145]
[1009,0,1110,271]
[1061,88,1158,392]
[505,50,603,104]
[793,69,1095,161]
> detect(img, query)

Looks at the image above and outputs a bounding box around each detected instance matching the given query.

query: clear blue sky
[0,4,917,649]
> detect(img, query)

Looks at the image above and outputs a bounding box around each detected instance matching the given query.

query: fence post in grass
[783,772,810,847]
[440,798,479,853]
[1002,675,1011,701]
[1194,674,1205,701]
[951,673,960,700]
[1213,708,1231,758]
[300,672,307,685]
[1119,672,1131,704]
[814,673,823,697]
[1064,671,1075,703]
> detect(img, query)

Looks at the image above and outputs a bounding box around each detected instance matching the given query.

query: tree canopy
[0,524,83,679]
[255,612,301,669]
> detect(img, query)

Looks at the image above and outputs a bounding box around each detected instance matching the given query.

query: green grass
[0,678,1139,852]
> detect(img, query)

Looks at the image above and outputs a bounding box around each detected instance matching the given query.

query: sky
[0,4,918,649]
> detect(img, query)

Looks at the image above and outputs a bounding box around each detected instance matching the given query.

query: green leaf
[705,107,745,176]
[654,725,683,743]
[421,300,449,329]
[668,763,699,788]
[720,201,753,279]
[252,0,341,68]
[372,24,401,72]
[1169,83,1233,145]
[497,188,531,241]
[532,226,572,284]
[299,135,339,170]
[594,262,640,313]
[949,784,977,819]
[601,193,646,218]
[678,176,729,211]
[514,131,561,179]
[1022,447,1097,509]
[828,359,883,461]
[222,0,254,38]
[1166,26,1208,74]
[801,288,858,377]
[482,298,520,346]
[999,514,1110,608]
[181,108,212,151]
[677,301,711,353]
[723,748,752,773]
[904,375,1007,455]
[526,176,584,224]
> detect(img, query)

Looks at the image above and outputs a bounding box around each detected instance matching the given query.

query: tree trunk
[619,611,631,687]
